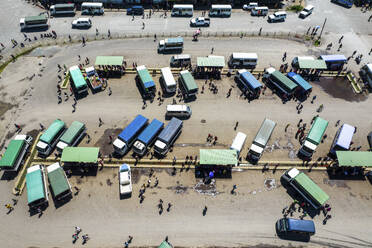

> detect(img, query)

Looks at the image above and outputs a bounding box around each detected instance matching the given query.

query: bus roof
[40,119,65,144]
[0,140,24,168]
[231,132,247,152]
[307,117,328,144]
[119,115,148,142]
[320,54,347,62]
[287,218,315,233]
[137,65,155,89]
[294,172,329,205]
[137,119,164,145]
[69,66,87,90]
[47,163,70,197]
[239,69,262,90]
[180,70,198,91]
[335,124,355,150]
[61,147,100,164]
[157,117,182,143]
[167,105,188,112]
[26,167,46,205]
[271,70,298,92]
[60,121,85,145]
[25,15,47,22]
[165,37,184,44]
[287,72,312,91]
[255,118,276,145]
[161,67,176,86]
[211,4,232,9]
[232,53,258,59]
[82,2,103,7]
[197,56,225,68]
[173,4,193,8]
[54,3,75,8]
[336,151,372,167]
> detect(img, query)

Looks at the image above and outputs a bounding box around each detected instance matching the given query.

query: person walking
[339,35,344,43]
[211,47,214,54]
[167,203,172,212]
[234,121,239,130]
[203,206,208,216]
[98,117,104,126]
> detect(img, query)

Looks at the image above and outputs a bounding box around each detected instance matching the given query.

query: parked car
[119,164,132,196]
[268,11,287,23]
[72,17,91,28]
[190,17,210,27]
[243,2,258,10]
[299,5,314,18]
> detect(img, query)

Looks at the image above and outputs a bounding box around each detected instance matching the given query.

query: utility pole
[319,18,327,40]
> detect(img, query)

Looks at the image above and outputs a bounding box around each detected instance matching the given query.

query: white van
[228,53,258,68]
[209,5,232,17]
[160,67,177,94]
[243,2,258,10]
[81,2,104,15]
[166,105,192,119]
[251,6,269,16]
[230,132,247,155]
[268,11,286,22]
[171,4,193,17]
[72,18,91,28]
[170,54,191,67]
[299,5,314,18]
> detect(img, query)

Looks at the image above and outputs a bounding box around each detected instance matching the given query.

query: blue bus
[319,54,347,71]
[287,72,312,98]
[331,0,354,8]
[235,69,262,98]
[330,124,355,155]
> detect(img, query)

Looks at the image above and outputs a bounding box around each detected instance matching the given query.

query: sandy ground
[1,168,372,248]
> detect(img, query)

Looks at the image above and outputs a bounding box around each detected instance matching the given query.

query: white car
[268,11,287,23]
[299,5,314,18]
[243,2,258,10]
[72,18,91,28]
[119,164,132,196]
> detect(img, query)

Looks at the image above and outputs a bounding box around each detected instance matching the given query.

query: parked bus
[331,0,354,8]
[287,72,312,98]
[230,132,247,155]
[330,124,355,156]
[235,69,262,98]
[263,67,298,101]
[298,117,328,159]
[251,6,269,16]
[319,54,347,71]
[158,37,184,53]
[179,70,198,98]
[36,119,66,156]
[248,118,276,163]
[47,162,72,201]
[360,64,372,89]
[69,66,88,95]
[56,121,86,153]
[171,4,193,17]
[154,117,183,156]
[209,5,232,17]
[0,135,33,171]
[26,164,48,209]
[20,15,48,31]
[81,2,104,15]
[160,67,177,94]
[136,65,156,98]
[50,3,75,16]
[228,53,258,68]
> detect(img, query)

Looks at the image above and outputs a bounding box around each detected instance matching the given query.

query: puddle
[313,78,367,102]
[0,100,14,117]
[323,178,351,189]
[193,179,219,196]
[94,128,122,156]
[264,178,277,191]
[167,182,188,194]
[131,168,148,184]
[28,46,61,58]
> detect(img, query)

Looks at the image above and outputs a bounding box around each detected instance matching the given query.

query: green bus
[26,164,49,209]
[179,70,198,98]
[264,67,298,100]
[0,135,33,171]
[20,15,48,30]
[36,119,66,156]
[69,66,88,95]
[299,117,328,158]
[47,162,72,201]
[56,121,86,153]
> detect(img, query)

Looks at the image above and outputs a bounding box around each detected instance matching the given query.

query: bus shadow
[1,171,18,181]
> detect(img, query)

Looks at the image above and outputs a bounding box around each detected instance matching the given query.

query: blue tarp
[118,115,148,143]
[287,72,312,91]
[137,119,164,145]
[287,218,315,233]
[157,117,182,144]
[320,55,347,62]
[241,71,262,90]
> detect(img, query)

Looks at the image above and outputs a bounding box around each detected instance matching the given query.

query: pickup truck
[190,17,210,27]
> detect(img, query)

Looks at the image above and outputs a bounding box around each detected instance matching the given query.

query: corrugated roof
[60,121,85,145]
[48,166,70,197]
[26,169,46,205]
[137,66,155,88]
[118,115,148,142]
[197,56,225,67]
[336,151,372,167]
[0,140,24,168]
[137,119,164,145]
[271,71,298,92]
[40,119,65,144]
[61,147,99,163]
[287,72,312,91]
[298,59,327,69]
[69,66,87,89]
[199,149,238,166]
[25,15,47,22]
[95,56,124,66]
[157,117,182,143]
[294,172,329,206]
[307,117,328,144]
[240,70,262,89]
[180,71,198,91]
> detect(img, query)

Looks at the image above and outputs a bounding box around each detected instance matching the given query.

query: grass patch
[286,5,304,12]
[0,45,40,75]
[314,39,321,46]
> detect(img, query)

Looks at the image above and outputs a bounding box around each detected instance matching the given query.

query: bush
[286,5,304,12]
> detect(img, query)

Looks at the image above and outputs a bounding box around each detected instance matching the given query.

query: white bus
[171,4,193,17]
[50,3,76,16]
[228,53,258,68]
[251,6,269,16]
[160,67,177,94]
[209,5,232,17]
[230,132,247,155]
[20,15,49,31]
[81,2,104,15]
